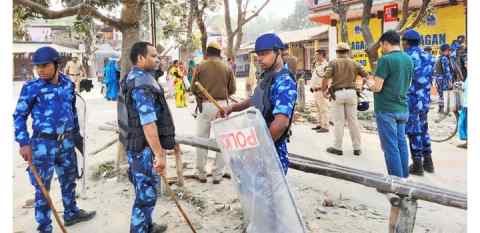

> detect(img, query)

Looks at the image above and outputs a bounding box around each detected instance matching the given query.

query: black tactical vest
[118,69,176,152]
[251,68,296,142]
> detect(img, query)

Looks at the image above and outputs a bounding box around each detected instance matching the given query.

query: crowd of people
[308,30,467,177]
[13,27,467,232]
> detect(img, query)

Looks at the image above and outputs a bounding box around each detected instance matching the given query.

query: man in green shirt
[367,30,413,233]
[367,30,413,178]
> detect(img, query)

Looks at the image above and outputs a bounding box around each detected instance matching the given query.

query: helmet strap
[267,50,280,72]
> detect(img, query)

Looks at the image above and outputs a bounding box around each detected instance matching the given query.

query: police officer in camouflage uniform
[119,41,173,233]
[401,30,436,176]
[13,46,96,233]
[435,44,456,113]
[218,33,297,174]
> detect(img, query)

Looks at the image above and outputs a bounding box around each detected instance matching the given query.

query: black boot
[64,209,96,226]
[423,155,435,173]
[438,105,444,114]
[409,159,424,176]
[150,223,168,233]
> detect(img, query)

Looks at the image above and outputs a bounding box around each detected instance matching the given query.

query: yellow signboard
[342,4,466,71]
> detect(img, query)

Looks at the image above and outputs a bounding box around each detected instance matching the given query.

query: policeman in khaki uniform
[64,54,86,91]
[322,42,368,156]
[191,41,236,184]
[310,49,330,133]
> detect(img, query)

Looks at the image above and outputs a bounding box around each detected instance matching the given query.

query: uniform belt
[334,87,355,92]
[69,73,81,76]
[33,131,75,141]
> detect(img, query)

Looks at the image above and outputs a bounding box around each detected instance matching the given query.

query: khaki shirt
[323,54,368,90]
[192,57,236,100]
[311,60,328,89]
[65,61,83,76]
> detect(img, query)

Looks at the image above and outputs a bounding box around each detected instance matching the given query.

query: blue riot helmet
[254,33,285,71]
[402,29,421,47]
[254,33,284,53]
[32,46,61,65]
[402,29,421,41]
[440,44,450,52]
[357,101,370,112]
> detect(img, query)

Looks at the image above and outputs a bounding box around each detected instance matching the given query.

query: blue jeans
[375,112,410,178]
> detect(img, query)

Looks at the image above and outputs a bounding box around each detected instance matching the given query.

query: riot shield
[75,93,87,193]
[212,107,306,233]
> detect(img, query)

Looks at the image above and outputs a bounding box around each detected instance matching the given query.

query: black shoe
[312,126,322,130]
[438,106,444,114]
[151,222,168,233]
[409,159,424,176]
[423,156,435,173]
[326,147,343,156]
[64,209,96,226]
[316,128,329,133]
[353,150,361,156]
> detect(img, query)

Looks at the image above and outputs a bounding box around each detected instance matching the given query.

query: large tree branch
[13,0,126,30]
[223,0,233,35]
[396,0,411,31]
[400,0,432,33]
[236,0,270,31]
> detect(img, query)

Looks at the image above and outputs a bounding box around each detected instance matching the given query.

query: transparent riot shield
[75,93,87,194]
[212,107,306,233]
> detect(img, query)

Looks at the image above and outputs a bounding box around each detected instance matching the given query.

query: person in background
[191,42,236,184]
[173,65,187,108]
[282,44,298,77]
[424,46,433,56]
[246,53,258,97]
[103,57,121,101]
[227,57,237,76]
[457,56,468,149]
[321,42,367,156]
[64,54,86,92]
[187,59,196,88]
[310,49,330,133]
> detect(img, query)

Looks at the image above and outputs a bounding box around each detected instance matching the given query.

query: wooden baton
[160,175,197,233]
[194,82,226,114]
[28,161,68,233]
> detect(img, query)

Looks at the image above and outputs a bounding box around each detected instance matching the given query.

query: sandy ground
[12,78,467,233]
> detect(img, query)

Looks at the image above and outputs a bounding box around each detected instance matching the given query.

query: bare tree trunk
[360,0,432,71]
[191,0,208,55]
[224,0,271,58]
[332,0,349,43]
[85,17,97,79]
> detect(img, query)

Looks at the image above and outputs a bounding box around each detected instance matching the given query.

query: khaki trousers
[332,89,361,150]
[196,101,226,178]
[313,91,330,129]
[71,75,83,92]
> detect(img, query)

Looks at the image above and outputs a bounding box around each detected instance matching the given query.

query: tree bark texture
[360,0,432,71]
[332,0,349,43]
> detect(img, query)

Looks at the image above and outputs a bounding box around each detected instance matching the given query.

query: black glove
[74,133,84,155]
